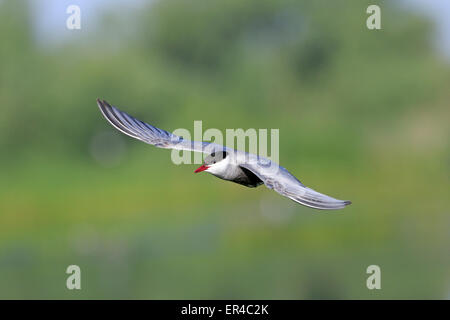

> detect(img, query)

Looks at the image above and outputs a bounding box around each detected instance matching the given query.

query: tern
[97,99,351,210]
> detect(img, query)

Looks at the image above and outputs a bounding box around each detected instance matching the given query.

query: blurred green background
[0,0,449,299]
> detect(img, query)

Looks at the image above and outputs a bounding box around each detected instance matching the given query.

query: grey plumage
[97,99,351,210]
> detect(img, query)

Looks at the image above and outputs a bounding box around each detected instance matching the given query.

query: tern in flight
[97,99,351,210]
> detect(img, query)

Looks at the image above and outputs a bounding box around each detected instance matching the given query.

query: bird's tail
[287,187,351,210]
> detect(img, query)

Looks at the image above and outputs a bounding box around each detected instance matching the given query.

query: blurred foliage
[0,0,449,299]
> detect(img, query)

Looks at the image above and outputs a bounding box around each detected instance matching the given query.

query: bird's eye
[211,152,215,157]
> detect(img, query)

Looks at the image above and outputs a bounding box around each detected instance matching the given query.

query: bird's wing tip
[96,98,106,109]
[97,99,115,114]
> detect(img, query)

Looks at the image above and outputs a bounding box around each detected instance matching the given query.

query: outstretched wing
[97,99,226,154]
[240,161,351,210]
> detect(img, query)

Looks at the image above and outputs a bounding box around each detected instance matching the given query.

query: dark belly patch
[233,166,264,188]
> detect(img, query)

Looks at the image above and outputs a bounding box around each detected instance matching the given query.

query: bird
[97,99,351,210]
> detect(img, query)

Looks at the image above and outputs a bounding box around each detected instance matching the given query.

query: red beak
[194,165,209,173]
